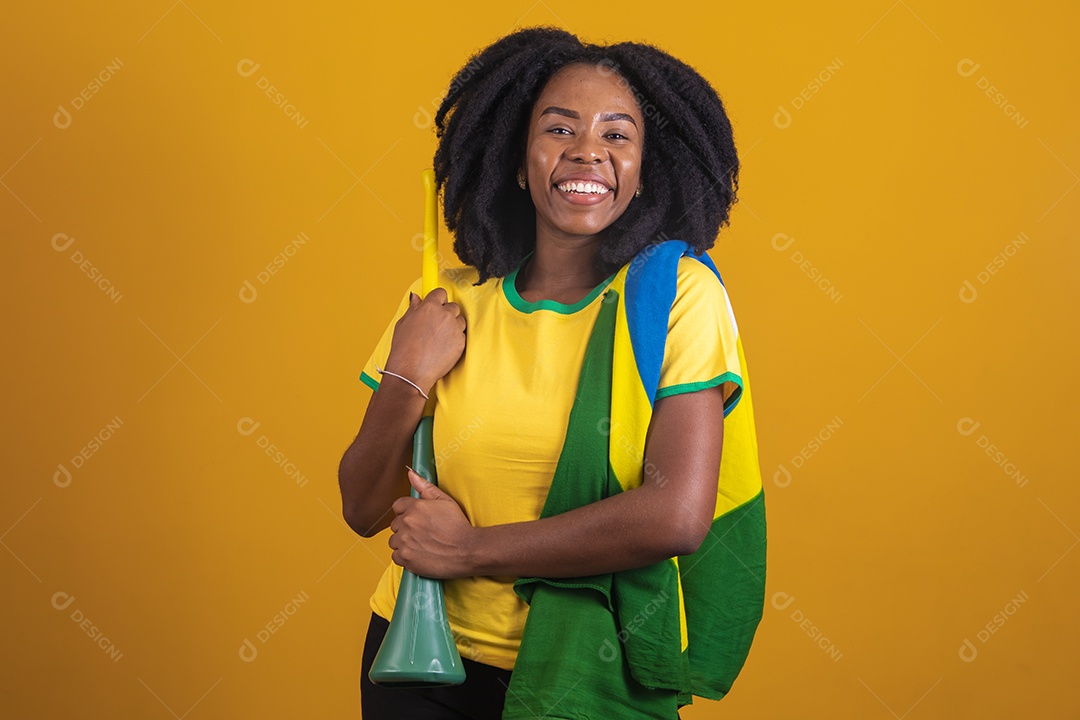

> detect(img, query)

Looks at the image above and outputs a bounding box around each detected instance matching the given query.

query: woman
[339,27,766,720]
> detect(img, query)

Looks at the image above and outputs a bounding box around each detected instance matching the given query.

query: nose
[566,133,605,163]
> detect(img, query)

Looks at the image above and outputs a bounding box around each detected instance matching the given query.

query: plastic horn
[367,170,466,688]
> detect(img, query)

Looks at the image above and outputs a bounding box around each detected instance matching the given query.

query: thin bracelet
[374,363,429,399]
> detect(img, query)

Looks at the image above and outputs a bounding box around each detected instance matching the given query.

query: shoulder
[440,264,482,293]
[438,265,489,308]
[673,253,724,304]
[676,253,719,281]
[405,265,487,302]
[431,264,516,316]
[668,253,740,337]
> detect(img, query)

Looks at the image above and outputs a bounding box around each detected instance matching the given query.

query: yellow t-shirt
[359,251,743,671]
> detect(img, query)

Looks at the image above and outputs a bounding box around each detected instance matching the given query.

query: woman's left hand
[388,468,476,579]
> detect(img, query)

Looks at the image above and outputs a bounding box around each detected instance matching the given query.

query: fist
[385,288,466,394]
[388,467,475,579]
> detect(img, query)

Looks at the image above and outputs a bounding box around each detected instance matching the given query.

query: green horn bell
[367,415,466,688]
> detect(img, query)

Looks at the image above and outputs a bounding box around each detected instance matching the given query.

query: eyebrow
[539,106,638,126]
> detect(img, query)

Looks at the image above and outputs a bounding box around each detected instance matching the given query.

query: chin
[548,214,620,238]
[561,225,616,239]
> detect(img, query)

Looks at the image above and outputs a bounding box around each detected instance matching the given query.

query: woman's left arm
[387,385,724,580]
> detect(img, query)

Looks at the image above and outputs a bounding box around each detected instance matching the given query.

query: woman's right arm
[338,288,466,537]
[338,374,429,537]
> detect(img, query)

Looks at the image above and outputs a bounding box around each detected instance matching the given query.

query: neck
[518,235,620,297]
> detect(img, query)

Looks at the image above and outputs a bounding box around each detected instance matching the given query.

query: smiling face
[521,62,644,243]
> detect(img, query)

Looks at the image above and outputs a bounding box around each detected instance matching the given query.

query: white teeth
[557,181,610,195]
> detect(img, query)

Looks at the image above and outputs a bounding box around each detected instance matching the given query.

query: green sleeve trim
[359,371,380,392]
[655,372,743,417]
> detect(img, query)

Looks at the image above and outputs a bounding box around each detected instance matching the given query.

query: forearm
[465,483,712,578]
[391,390,724,580]
[338,376,429,537]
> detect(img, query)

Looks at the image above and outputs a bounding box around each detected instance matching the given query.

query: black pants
[360,612,513,719]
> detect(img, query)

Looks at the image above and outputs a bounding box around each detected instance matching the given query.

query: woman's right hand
[382,287,466,395]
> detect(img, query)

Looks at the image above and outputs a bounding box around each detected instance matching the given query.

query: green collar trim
[502,251,618,315]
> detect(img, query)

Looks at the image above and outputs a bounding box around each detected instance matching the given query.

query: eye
[606,132,628,141]
[547,127,572,135]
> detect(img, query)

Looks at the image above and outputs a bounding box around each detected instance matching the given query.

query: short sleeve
[358,275,424,392]
[656,256,744,415]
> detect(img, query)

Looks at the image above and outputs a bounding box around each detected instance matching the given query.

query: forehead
[531,63,642,119]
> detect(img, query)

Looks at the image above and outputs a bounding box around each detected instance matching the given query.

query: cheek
[622,151,643,183]
[526,141,558,179]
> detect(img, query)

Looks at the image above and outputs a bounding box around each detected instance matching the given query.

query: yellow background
[3,1,1077,717]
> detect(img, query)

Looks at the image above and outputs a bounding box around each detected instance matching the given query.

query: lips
[553,172,613,194]
[552,173,615,208]
[555,180,610,195]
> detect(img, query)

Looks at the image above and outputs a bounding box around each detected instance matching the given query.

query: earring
[517,173,527,190]
[635,185,643,198]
